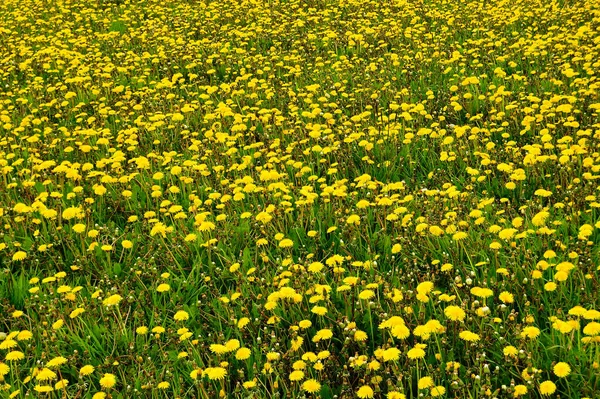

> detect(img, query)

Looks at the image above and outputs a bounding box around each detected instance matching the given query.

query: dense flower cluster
[0,0,599,397]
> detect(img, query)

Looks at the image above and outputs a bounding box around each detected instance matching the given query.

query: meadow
[0,0,599,397]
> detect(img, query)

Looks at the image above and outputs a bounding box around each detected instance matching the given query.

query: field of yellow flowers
[1,0,599,397]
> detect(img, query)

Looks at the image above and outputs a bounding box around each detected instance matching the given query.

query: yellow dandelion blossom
[289,370,304,381]
[407,346,425,360]
[357,385,374,398]
[203,367,227,380]
[444,305,466,321]
[418,376,434,389]
[174,310,189,321]
[235,348,251,360]
[102,295,122,307]
[99,373,117,389]
[539,381,556,395]
[520,326,541,339]
[80,365,95,376]
[302,379,321,393]
[553,362,571,377]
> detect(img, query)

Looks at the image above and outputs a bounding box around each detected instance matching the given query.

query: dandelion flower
[539,381,556,395]
[157,283,170,292]
[444,305,466,321]
[583,322,600,336]
[99,373,117,389]
[12,251,27,261]
[459,330,480,342]
[503,346,518,356]
[174,310,189,321]
[514,385,527,396]
[499,291,514,304]
[553,362,571,377]
[102,295,122,307]
[5,351,25,361]
[407,346,425,360]
[289,370,304,381]
[203,367,227,380]
[235,347,251,360]
[302,379,321,393]
[382,347,401,362]
[357,385,374,398]
[354,330,368,341]
[46,356,67,368]
[520,326,541,339]
[36,368,57,381]
[80,365,95,376]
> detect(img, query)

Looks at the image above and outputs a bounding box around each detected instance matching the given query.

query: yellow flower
[470,287,493,298]
[539,381,556,395]
[136,326,148,335]
[416,281,434,295]
[235,348,251,360]
[99,373,117,389]
[102,294,122,307]
[302,379,321,393]
[174,310,189,321]
[243,380,257,389]
[311,306,328,315]
[36,368,57,381]
[503,346,518,356]
[203,367,227,380]
[431,386,446,397]
[444,305,466,321]
[382,347,401,362]
[407,346,425,360]
[157,283,170,292]
[5,351,25,361]
[499,291,514,304]
[69,308,85,318]
[544,282,557,291]
[354,330,368,342]
[237,317,250,329]
[514,384,527,396]
[80,365,95,376]
[452,231,468,241]
[289,370,304,381]
[46,356,67,368]
[358,290,375,300]
[157,381,170,389]
[12,251,27,261]
[278,238,294,248]
[308,262,324,273]
[583,322,600,336]
[357,385,374,398]
[520,326,541,339]
[459,330,480,342]
[312,329,333,342]
[553,362,571,377]
[418,376,433,389]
